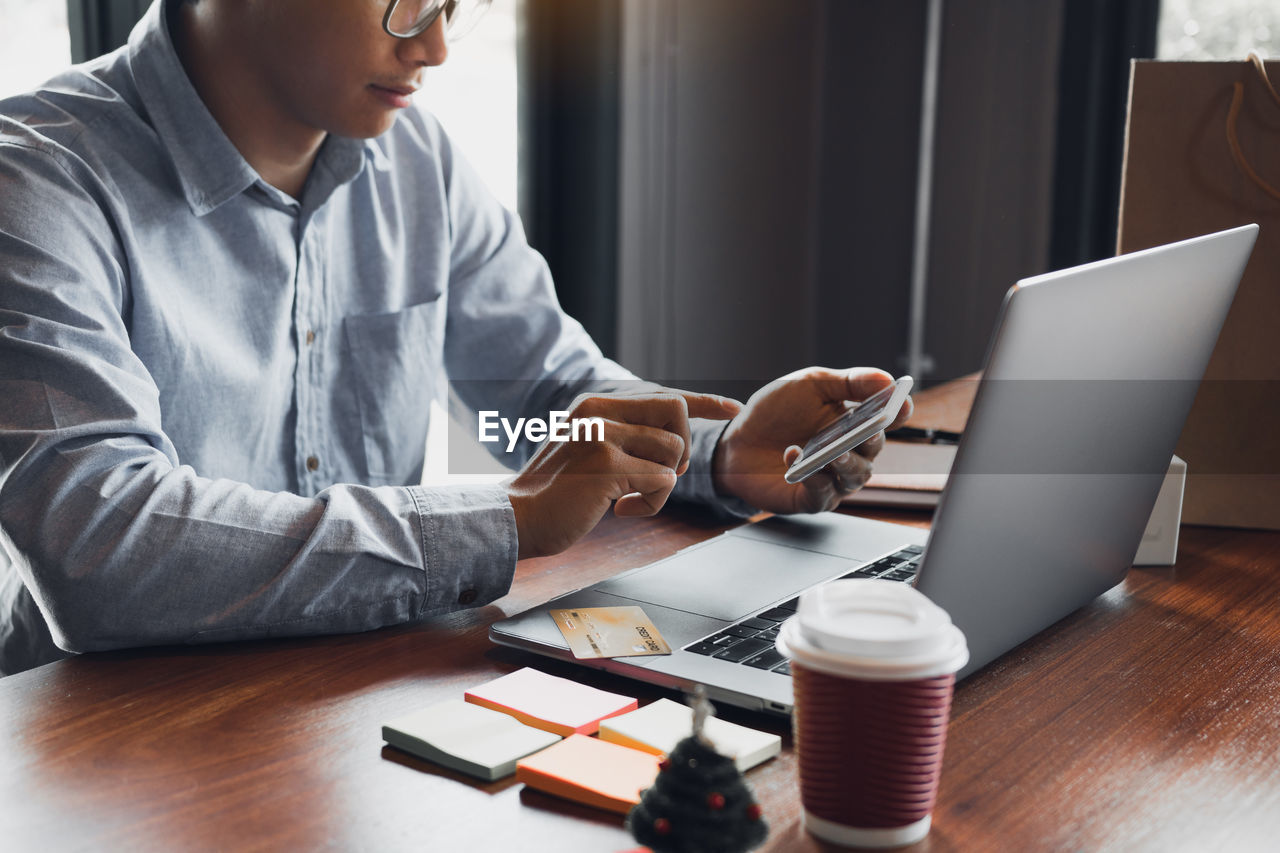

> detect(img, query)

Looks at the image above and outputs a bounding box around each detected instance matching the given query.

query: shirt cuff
[671,419,759,519]
[406,482,518,616]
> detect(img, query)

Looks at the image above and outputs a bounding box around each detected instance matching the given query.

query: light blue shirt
[0,0,741,675]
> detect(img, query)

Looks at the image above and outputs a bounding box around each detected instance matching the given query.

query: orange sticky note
[464,668,638,737]
[516,734,661,814]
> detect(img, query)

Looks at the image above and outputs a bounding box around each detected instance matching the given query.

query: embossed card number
[550,606,673,659]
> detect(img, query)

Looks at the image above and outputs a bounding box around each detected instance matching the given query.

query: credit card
[550,606,672,659]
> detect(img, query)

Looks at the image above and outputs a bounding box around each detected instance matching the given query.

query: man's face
[242,0,448,139]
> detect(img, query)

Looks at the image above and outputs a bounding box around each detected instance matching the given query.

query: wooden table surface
[3,376,1279,851]
[3,507,1279,852]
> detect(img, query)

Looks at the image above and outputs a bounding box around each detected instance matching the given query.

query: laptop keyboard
[682,544,924,675]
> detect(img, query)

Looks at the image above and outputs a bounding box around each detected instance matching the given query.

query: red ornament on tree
[708,792,726,810]
[747,804,763,822]
[654,818,672,836]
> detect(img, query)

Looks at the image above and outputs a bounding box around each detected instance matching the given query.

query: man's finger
[592,389,741,422]
[855,431,886,460]
[888,395,915,430]
[798,471,840,513]
[573,394,692,473]
[824,450,873,488]
[803,367,894,407]
[574,392,738,476]
[677,391,742,421]
[613,460,680,516]
[615,422,686,472]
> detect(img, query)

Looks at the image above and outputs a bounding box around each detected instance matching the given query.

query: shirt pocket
[342,299,442,481]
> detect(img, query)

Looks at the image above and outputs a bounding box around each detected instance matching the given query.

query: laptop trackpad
[595,536,857,622]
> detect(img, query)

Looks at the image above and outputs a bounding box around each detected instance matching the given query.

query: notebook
[491,225,1258,716]
[840,439,956,508]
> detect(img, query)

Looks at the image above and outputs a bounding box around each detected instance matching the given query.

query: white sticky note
[598,698,781,772]
[383,699,561,781]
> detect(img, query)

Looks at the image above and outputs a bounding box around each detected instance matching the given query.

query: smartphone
[783,376,914,484]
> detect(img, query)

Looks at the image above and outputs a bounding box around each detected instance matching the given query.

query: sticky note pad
[599,698,782,772]
[382,699,561,781]
[515,734,661,814]
[464,667,638,736]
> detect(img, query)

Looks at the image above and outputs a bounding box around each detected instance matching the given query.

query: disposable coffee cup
[777,579,968,848]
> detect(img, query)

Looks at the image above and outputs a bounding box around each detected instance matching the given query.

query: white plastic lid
[777,579,968,681]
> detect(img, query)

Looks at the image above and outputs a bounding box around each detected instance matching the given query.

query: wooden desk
[2,506,1279,851]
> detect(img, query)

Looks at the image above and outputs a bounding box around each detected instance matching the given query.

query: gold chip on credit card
[549,606,673,659]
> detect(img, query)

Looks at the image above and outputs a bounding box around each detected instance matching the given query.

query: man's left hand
[711,367,914,514]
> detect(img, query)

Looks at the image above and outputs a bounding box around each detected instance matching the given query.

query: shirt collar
[127,0,372,217]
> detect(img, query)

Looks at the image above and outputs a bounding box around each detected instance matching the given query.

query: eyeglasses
[382,0,493,40]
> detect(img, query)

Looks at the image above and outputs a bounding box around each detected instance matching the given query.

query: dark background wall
[615,0,829,391]
[519,0,621,357]
[922,0,1066,382]
[812,1,928,381]
[613,0,1088,391]
[66,0,151,63]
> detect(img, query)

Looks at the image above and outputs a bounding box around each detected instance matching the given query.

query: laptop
[490,225,1258,716]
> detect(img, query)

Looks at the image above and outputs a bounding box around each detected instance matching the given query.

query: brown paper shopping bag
[1118,56,1280,530]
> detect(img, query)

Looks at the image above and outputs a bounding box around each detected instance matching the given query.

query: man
[0,0,909,675]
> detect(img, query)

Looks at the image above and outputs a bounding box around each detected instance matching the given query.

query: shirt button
[306,455,320,472]
[305,330,316,345]
[458,589,478,606]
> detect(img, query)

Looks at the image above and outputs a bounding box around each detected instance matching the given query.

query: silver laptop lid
[917,224,1258,677]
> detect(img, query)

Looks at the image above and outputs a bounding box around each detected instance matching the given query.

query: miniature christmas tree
[626,687,767,853]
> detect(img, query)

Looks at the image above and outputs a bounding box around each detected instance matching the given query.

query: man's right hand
[506,390,741,559]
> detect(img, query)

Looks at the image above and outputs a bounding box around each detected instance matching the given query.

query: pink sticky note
[464,667,638,736]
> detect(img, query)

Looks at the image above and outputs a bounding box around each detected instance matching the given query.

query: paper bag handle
[1227,52,1280,202]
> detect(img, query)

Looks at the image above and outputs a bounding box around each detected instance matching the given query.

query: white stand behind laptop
[491,225,1258,716]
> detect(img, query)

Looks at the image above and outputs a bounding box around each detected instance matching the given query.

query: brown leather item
[1118,57,1280,530]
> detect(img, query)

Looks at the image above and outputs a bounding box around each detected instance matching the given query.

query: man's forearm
[1,444,515,655]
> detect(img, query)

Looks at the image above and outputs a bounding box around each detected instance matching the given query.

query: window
[418,0,519,211]
[417,0,520,483]
[1158,0,1280,60]
[0,0,72,100]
